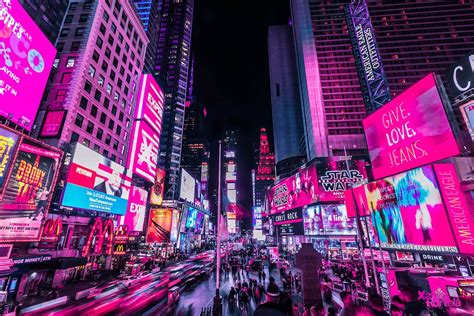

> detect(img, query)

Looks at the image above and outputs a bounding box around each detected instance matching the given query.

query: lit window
[66,57,75,68]
[88,65,96,77]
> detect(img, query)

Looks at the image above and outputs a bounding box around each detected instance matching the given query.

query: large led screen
[0,0,56,131]
[136,74,164,134]
[180,169,195,203]
[121,186,148,232]
[195,211,204,234]
[146,208,172,243]
[271,207,304,236]
[267,157,368,214]
[150,168,165,205]
[0,126,20,189]
[303,204,356,236]
[127,120,159,182]
[0,139,61,241]
[353,165,458,253]
[61,144,132,215]
[185,207,198,229]
[363,73,460,180]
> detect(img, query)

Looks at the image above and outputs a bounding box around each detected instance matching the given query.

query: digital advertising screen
[185,207,198,229]
[303,205,323,236]
[39,111,66,138]
[150,168,165,205]
[61,144,132,215]
[0,138,62,241]
[180,169,195,203]
[127,120,160,183]
[352,165,458,253]
[121,186,148,232]
[0,126,20,189]
[272,207,304,236]
[0,0,56,131]
[136,74,164,134]
[170,209,180,242]
[320,204,357,236]
[363,73,460,180]
[195,211,204,234]
[179,207,189,233]
[146,208,172,243]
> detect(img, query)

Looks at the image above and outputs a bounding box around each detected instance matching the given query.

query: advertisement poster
[195,211,204,234]
[363,73,460,180]
[127,120,159,183]
[121,186,148,232]
[320,204,357,235]
[136,74,164,134]
[0,139,61,241]
[272,207,304,236]
[186,207,198,229]
[0,0,56,131]
[180,169,195,203]
[353,165,458,253]
[460,100,474,142]
[0,126,19,189]
[61,144,131,215]
[150,168,165,205]
[39,111,65,138]
[179,207,189,233]
[170,209,180,242]
[434,163,474,254]
[303,205,323,236]
[146,208,172,243]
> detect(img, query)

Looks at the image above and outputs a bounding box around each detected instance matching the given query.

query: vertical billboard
[434,163,474,255]
[459,100,474,142]
[0,0,56,131]
[352,165,458,253]
[0,126,20,189]
[0,138,62,241]
[347,0,390,111]
[146,208,172,243]
[61,144,132,215]
[136,74,165,135]
[39,111,66,138]
[170,209,180,242]
[180,168,195,203]
[150,168,165,205]
[363,73,460,180]
[121,186,148,232]
[127,120,160,182]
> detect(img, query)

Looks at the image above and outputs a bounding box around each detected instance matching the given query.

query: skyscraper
[133,0,195,200]
[35,0,148,166]
[254,128,275,208]
[268,25,306,176]
[132,0,160,73]
[291,0,474,158]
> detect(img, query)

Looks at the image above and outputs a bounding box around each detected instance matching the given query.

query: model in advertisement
[94,168,126,198]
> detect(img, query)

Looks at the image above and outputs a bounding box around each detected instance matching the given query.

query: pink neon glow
[127,120,159,183]
[363,73,460,180]
[40,111,65,137]
[136,74,164,134]
[0,0,56,131]
[434,163,474,255]
[121,186,148,232]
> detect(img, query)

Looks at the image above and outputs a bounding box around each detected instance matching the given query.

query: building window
[111,154,116,162]
[94,90,102,102]
[97,128,103,140]
[86,121,94,134]
[108,35,114,46]
[93,144,100,152]
[111,105,117,115]
[96,37,103,48]
[103,11,109,22]
[105,48,111,58]
[61,72,72,83]
[114,92,119,101]
[98,75,105,87]
[105,134,111,145]
[75,27,85,37]
[110,70,116,81]
[75,114,84,127]
[113,140,118,150]
[119,111,124,121]
[83,138,90,147]
[83,2,92,10]
[66,57,75,68]
[55,89,67,102]
[100,113,106,124]
[53,58,60,68]
[116,125,121,136]
[88,65,96,77]
[84,80,92,93]
[106,83,112,94]
[99,23,106,35]
[79,14,89,23]
[102,61,108,72]
[111,23,117,33]
[104,97,110,109]
[108,119,114,130]
[60,28,69,37]
[103,149,109,157]
[70,132,79,143]
[65,15,73,24]
[92,50,100,62]
[80,96,88,109]
[112,57,118,68]
[91,105,98,117]
[71,41,80,51]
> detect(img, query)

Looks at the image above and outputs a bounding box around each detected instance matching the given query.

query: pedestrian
[399,286,427,316]
[338,291,355,316]
[293,303,301,316]
[254,283,286,316]
[262,269,266,284]
[369,294,389,316]
[258,269,262,283]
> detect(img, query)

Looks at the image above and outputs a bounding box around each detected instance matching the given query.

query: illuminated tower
[255,128,275,208]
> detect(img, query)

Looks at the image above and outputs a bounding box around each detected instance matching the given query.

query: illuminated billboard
[170,209,180,242]
[303,204,356,236]
[0,0,56,131]
[352,165,458,253]
[0,126,20,189]
[61,144,132,215]
[39,111,66,138]
[271,207,304,236]
[0,138,62,241]
[150,168,165,205]
[267,157,368,214]
[146,208,172,243]
[121,186,148,232]
[363,73,460,180]
[180,168,195,203]
[185,207,198,229]
[136,74,164,134]
[127,120,159,183]
[459,100,474,142]
[195,211,204,234]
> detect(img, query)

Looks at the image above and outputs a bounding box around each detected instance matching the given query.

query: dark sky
[192,0,290,227]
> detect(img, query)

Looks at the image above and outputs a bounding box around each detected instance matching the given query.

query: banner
[121,186,148,232]
[363,73,460,179]
[0,126,19,189]
[352,165,458,253]
[146,208,172,243]
[0,139,61,241]
[127,120,159,183]
[150,168,165,205]
[0,0,56,131]
[61,144,131,215]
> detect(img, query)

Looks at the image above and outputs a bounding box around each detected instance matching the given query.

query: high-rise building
[222,129,238,229]
[291,0,474,158]
[35,0,148,166]
[133,0,194,200]
[20,0,69,44]
[268,25,306,176]
[132,0,160,73]
[254,128,275,208]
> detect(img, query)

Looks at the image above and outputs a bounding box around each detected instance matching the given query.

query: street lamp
[213,140,223,315]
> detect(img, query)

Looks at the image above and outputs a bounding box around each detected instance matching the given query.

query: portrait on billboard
[0,126,20,189]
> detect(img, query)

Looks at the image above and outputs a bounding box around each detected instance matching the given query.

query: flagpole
[213,140,223,315]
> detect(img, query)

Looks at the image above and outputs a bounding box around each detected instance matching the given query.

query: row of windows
[70,131,121,164]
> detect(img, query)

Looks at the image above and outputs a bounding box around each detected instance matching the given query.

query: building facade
[254,128,275,208]
[268,25,306,176]
[290,0,474,158]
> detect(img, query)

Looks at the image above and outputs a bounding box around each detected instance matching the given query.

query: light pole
[213,140,223,316]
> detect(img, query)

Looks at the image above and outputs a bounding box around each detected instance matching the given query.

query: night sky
[192,0,290,228]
